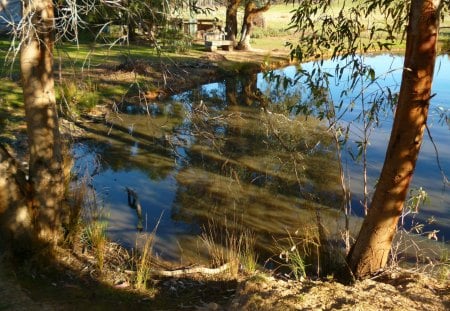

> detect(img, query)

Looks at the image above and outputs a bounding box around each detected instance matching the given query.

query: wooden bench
[204,31,233,51]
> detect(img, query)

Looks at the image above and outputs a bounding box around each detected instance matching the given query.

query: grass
[0,33,215,116]
[269,218,349,280]
[133,216,161,290]
[0,78,25,144]
[2,1,447,117]
[83,219,108,271]
[200,219,258,277]
[63,174,87,249]
[273,231,312,280]
[57,79,100,115]
[79,185,109,272]
[134,234,155,290]
[240,231,259,274]
[284,234,308,281]
[436,250,450,281]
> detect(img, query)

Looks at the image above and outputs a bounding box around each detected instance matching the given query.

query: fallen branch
[125,263,231,277]
[151,263,230,277]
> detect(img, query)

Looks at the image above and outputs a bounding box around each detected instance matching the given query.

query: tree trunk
[237,1,270,51]
[20,0,64,244]
[225,0,241,43]
[225,78,239,106]
[127,22,136,42]
[242,73,259,105]
[347,0,441,278]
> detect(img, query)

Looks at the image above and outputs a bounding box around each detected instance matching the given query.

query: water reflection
[74,54,449,262]
[265,54,449,240]
[74,75,343,261]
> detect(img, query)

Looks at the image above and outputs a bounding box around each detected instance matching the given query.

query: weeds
[157,28,192,53]
[286,243,307,281]
[133,215,161,290]
[273,232,309,281]
[63,175,87,249]
[269,220,347,280]
[200,220,257,277]
[251,27,289,39]
[134,233,154,290]
[388,187,449,279]
[435,250,450,281]
[240,232,258,274]
[57,80,99,115]
[79,185,109,272]
[83,219,108,271]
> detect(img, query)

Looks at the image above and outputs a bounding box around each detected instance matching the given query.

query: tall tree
[347,0,442,278]
[237,0,271,50]
[288,0,445,278]
[225,0,242,43]
[21,0,64,243]
[0,0,64,249]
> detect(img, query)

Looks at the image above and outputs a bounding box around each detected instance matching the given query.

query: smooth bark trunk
[347,0,441,278]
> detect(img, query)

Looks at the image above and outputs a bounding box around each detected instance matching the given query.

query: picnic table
[204,31,233,52]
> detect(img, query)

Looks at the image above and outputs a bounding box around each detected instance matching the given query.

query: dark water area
[73,54,449,262]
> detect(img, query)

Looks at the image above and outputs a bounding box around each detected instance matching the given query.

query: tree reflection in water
[73,72,345,263]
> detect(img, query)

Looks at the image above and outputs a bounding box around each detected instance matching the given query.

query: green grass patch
[0,78,24,139]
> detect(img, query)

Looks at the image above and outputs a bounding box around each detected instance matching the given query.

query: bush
[157,28,192,53]
[251,27,288,39]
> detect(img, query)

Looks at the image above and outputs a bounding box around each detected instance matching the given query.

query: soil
[1,240,449,310]
[230,271,450,311]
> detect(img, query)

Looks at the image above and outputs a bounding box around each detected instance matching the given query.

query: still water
[74,54,449,262]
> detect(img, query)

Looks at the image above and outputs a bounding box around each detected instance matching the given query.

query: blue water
[74,54,449,260]
[259,54,449,240]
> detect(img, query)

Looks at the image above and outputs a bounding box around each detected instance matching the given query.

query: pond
[73,54,449,263]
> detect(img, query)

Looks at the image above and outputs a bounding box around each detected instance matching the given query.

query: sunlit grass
[200,219,257,277]
[80,187,109,273]
[272,227,320,280]
[134,233,156,290]
[0,78,22,106]
[0,77,25,142]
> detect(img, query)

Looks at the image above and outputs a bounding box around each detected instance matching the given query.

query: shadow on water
[73,54,450,264]
[73,71,345,263]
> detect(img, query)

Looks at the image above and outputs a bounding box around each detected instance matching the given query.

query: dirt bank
[1,243,448,311]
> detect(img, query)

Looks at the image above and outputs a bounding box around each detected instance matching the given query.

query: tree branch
[425,124,449,185]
